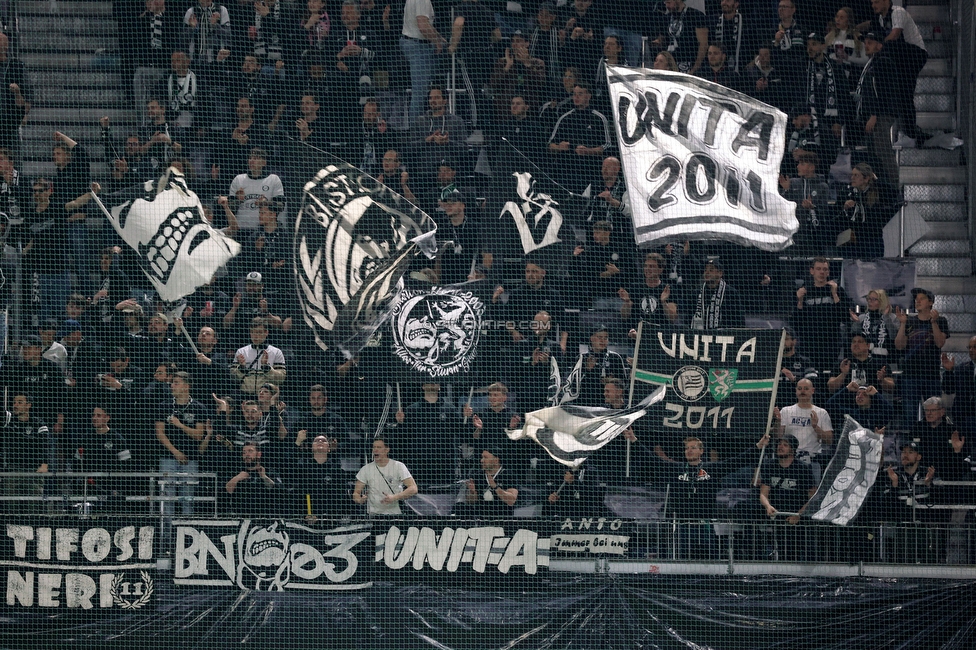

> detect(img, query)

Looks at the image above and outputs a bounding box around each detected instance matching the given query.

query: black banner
[375,518,631,576]
[631,327,784,442]
[173,519,372,591]
[1,520,156,610]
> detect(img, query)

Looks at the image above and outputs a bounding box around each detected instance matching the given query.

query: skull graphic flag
[387,280,488,380]
[92,168,240,302]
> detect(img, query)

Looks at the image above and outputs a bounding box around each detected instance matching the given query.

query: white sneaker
[893,132,917,148]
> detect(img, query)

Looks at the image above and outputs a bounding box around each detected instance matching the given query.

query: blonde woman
[652,50,678,72]
[851,288,898,360]
[825,7,867,69]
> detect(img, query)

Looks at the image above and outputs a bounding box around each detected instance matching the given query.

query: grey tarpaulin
[2,576,975,649]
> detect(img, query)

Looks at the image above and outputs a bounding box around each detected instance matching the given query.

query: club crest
[708,368,738,402]
[672,365,708,402]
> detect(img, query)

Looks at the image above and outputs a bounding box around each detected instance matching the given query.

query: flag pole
[625,439,631,479]
[181,326,201,356]
[463,386,474,424]
[755,329,788,487]
[627,321,644,409]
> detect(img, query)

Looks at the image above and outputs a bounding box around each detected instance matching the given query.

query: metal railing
[0,471,219,518]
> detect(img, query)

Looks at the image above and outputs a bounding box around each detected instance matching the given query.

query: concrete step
[908,5,950,23]
[918,277,976,296]
[915,94,955,112]
[28,71,122,88]
[908,239,970,256]
[917,111,956,130]
[21,121,137,142]
[916,76,955,94]
[29,108,133,124]
[19,51,99,69]
[18,1,113,15]
[921,59,952,76]
[19,31,118,52]
[18,138,113,163]
[903,184,966,202]
[897,148,962,167]
[915,222,968,240]
[923,41,954,59]
[21,161,110,177]
[912,201,968,222]
[915,257,972,276]
[943,338,973,354]
[943,313,976,332]
[32,86,125,106]
[18,16,115,34]
[899,166,967,184]
[934,294,976,313]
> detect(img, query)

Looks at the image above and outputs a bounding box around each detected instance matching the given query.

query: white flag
[606,66,797,251]
[93,168,240,302]
[508,386,665,468]
[807,416,884,526]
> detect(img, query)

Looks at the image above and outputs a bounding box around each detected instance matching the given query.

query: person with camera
[232,317,286,397]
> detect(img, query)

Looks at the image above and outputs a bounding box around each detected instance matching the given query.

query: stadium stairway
[9,1,973,355]
[15,1,126,180]
[897,0,972,358]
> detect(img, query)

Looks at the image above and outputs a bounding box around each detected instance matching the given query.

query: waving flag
[606,65,797,251]
[294,162,437,355]
[508,386,665,468]
[806,416,884,525]
[92,167,240,302]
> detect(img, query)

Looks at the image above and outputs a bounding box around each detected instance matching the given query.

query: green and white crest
[708,368,738,402]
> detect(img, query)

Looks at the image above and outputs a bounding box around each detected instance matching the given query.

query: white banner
[606,66,797,251]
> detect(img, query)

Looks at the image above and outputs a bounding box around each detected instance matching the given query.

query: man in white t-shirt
[353,437,418,516]
[228,147,284,230]
[774,378,833,482]
[861,0,929,143]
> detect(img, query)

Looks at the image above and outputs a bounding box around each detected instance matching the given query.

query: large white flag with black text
[606,66,797,251]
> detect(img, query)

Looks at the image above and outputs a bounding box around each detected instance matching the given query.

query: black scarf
[693,280,727,330]
[808,58,838,117]
[715,13,743,72]
[860,309,890,356]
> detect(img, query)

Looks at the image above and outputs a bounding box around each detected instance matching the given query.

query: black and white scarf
[254,1,283,61]
[846,187,866,223]
[808,58,838,117]
[854,56,875,120]
[150,14,163,49]
[168,73,197,113]
[715,13,743,72]
[860,310,890,356]
[693,280,727,330]
[192,6,217,62]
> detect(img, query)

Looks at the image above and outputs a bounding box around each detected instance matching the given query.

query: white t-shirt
[235,343,286,370]
[229,173,284,230]
[781,404,832,458]
[890,6,926,51]
[356,459,412,515]
[402,0,433,39]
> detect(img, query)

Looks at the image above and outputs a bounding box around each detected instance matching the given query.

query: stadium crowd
[0,0,971,554]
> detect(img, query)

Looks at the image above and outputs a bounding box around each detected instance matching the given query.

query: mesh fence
[0,0,972,647]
